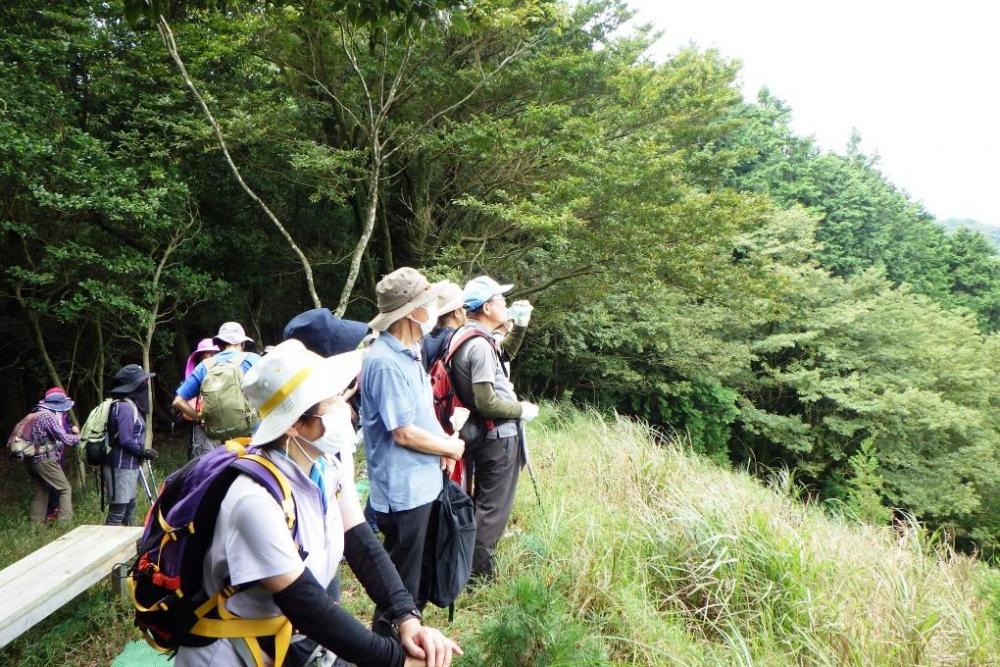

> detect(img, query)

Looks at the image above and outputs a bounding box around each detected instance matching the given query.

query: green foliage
[1,0,998,553]
[721,90,1000,331]
[843,439,893,524]
[463,576,609,666]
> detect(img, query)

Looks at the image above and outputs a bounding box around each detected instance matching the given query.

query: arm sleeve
[499,324,527,360]
[114,403,145,457]
[342,523,416,620]
[272,568,404,667]
[472,382,523,419]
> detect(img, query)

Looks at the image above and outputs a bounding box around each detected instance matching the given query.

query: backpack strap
[444,327,498,368]
[186,450,300,667]
[108,398,141,449]
[231,454,299,538]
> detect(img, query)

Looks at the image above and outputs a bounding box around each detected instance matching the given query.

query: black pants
[465,434,521,578]
[105,500,136,526]
[371,500,437,637]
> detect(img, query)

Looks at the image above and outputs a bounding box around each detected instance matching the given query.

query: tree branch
[156,15,321,308]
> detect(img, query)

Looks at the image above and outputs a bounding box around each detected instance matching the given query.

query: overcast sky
[627,0,1000,228]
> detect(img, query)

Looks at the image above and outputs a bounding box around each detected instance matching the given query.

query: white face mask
[409,303,437,337]
[309,402,357,458]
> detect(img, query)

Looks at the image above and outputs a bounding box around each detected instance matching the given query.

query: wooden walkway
[0,524,143,648]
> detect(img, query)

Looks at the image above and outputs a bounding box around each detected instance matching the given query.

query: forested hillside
[942,218,1000,250]
[2,0,998,552]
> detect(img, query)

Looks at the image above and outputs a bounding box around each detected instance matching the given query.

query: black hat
[283,308,369,357]
[110,364,155,394]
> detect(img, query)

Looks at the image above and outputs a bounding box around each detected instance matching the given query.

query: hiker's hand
[70,425,79,434]
[519,401,539,421]
[141,448,159,461]
[399,621,462,667]
[510,300,533,327]
[442,456,457,475]
[447,435,465,460]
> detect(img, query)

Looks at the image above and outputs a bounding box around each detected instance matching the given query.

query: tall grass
[1,408,997,665]
[452,405,1000,666]
[0,436,187,665]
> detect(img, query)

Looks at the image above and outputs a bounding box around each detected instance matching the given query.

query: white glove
[510,300,533,327]
[519,401,539,421]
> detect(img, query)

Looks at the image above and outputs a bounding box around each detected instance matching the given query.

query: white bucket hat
[242,339,362,446]
[436,281,465,315]
[214,321,255,347]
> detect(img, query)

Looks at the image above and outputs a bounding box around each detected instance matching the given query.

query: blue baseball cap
[463,276,514,311]
[283,308,369,357]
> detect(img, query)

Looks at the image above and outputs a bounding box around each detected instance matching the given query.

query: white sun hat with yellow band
[242,339,362,446]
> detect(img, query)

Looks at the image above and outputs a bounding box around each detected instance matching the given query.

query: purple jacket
[107,400,145,470]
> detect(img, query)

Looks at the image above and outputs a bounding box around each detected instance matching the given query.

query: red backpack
[429,328,499,435]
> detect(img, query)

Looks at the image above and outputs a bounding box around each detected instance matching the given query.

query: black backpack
[428,474,476,613]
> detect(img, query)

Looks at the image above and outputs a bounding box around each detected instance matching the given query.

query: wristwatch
[391,609,422,633]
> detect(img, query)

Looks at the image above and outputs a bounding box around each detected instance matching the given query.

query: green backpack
[199,353,259,441]
[80,398,137,465]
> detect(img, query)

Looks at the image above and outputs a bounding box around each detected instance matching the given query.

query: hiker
[172,322,261,454]
[449,275,538,579]
[282,308,370,600]
[172,338,461,667]
[19,388,79,523]
[361,267,464,637]
[104,364,158,526]
[182,338,220,458]
[420,281,466,372]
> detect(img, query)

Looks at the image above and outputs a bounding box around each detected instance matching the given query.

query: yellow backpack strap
[190,589,292,667]
[185,448,298,666]
[239,452,297,531]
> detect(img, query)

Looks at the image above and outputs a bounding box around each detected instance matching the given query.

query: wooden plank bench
[0,524,143,648]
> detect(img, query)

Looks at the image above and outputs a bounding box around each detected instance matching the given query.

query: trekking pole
[137,465,154,504]
[145,460,158,492]
[518,421,542,508]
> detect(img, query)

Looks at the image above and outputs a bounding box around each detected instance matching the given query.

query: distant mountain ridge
[940,217,1000,248]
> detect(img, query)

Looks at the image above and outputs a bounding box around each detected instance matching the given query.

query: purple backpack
[129,440,301,658]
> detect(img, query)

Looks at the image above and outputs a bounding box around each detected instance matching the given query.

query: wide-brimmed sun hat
[242,339,362,446]
[110,364,155,394]
[367,267,446,332]
[283,308,369,357]
[463,275,513,311]
[184,338,220,378]
[39,389,74,412]
[213,321,255,348]
[436,281,465,316]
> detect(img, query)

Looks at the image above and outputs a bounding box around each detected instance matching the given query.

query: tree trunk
[336,158,381,317]
[141,332,155,450]
[15,286,87,488]
[380,189,394,273]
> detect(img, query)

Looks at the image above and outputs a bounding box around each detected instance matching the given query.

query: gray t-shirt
[451,323,519,437]
[174,451,345,667]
